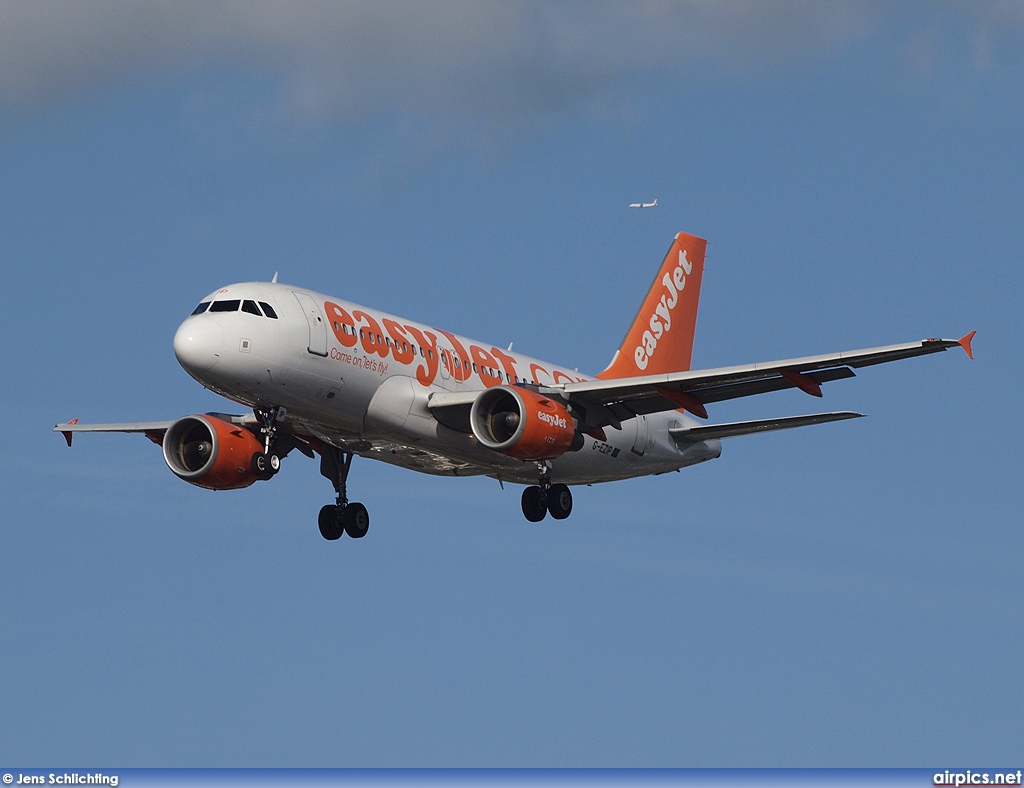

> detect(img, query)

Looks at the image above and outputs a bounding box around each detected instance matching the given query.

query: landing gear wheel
[547,484,572,520]
[318,447,371,541]
[251,452,275,479]
[318,505,343,540]
[342,502,370,539]
[521,486,548,522]
[269,453,280,473]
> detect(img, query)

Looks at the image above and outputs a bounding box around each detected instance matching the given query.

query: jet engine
[470,386,581,461]
[162,414,265,490]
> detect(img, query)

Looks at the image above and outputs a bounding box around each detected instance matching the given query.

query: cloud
[1,1,1020,136]
[0,2,871,118]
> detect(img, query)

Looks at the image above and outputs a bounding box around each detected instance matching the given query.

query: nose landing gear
[252,406,286,480]
[318,445,370,541]
[520,465,573,522]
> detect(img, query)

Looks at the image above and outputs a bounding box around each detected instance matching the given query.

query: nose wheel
[251,450,280,479]
[520,466,573,521]
[318,446,370,540]
[252,405,286,480]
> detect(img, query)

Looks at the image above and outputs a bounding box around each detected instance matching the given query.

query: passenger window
[258,302,278,319]
[210,300,240,312]
[191,302,210,315]
[241,300,262,316]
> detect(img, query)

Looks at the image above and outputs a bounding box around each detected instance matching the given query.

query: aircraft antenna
[272,272,279,284]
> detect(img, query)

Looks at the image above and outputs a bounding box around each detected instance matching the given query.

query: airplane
[629,199,658,208]
[55,231,974,541]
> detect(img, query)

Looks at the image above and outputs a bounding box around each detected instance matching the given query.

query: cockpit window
[191,301,210,315]
[259,301,278,319]
[241,300,262,316]
[209,300,241,312]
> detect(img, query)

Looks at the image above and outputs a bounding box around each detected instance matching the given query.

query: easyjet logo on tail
[597,232,707,381]
[634,249,693,371]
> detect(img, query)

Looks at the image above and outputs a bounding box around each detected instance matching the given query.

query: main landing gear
[318,445,370,541]
[520,465,572,522]
[251,405,286,480]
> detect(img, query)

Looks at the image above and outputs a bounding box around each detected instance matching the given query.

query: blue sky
[1,1,1021,767]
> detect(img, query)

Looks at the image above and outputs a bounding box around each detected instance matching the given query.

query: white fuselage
[172,282,721,485]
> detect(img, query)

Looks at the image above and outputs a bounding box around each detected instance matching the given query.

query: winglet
[958,330,976,359]
[60,418,79,447]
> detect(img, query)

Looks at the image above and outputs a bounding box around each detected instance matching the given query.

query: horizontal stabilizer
[670,411,863,443]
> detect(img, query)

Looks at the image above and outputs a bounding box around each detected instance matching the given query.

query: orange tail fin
[597,232,707,379]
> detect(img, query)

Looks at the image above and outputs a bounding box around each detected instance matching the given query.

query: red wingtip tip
[958,330,976,360]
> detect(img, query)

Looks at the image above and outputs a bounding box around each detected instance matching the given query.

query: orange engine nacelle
[470,386,579,461]
[162,415,265,490]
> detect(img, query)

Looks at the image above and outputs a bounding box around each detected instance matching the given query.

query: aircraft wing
[54,419,176,446]
[54,414,493,477]
[555,333,974,429]
[54,413,262,447]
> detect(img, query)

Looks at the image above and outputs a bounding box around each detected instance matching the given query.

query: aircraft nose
[173,318,224,374]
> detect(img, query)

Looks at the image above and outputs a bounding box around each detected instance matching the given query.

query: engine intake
[162,414,264,490]
[470,386,579,461]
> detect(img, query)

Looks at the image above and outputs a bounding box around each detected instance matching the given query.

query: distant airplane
[630,199,657,208]
[55,231,974,540]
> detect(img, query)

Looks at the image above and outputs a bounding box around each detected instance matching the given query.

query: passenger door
[292,292,328,357]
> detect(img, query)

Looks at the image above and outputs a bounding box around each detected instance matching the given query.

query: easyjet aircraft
[56,232,974,540]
